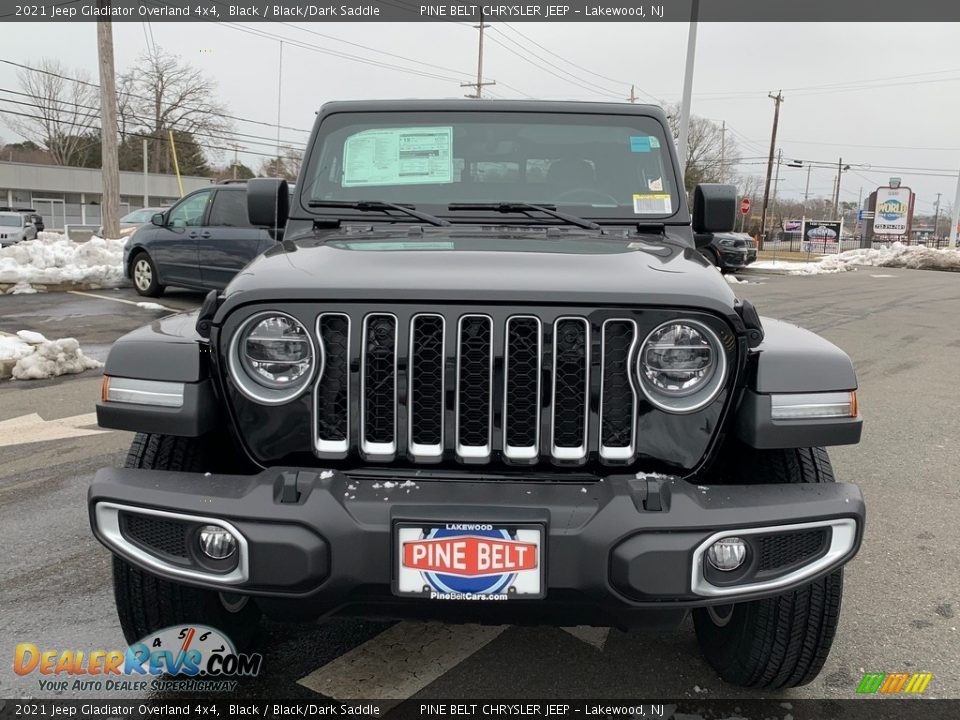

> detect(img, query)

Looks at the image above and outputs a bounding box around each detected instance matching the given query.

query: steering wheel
[553,188,620,206]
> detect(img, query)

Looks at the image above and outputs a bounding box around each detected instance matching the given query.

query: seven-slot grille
[313,311,645,465]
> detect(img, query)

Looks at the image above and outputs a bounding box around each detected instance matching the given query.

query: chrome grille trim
[408,313,446,461]
[599,318,639,461]
[455,314,494,461]
[503,315,542,463]
[314,313,351,456]
[360,313,398,460]
[550,316,590,462]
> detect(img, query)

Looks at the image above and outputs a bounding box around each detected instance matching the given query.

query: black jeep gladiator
[90,100,864,689]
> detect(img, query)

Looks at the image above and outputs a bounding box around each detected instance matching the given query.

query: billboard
[874,187,912,235]
[802,220,843,254]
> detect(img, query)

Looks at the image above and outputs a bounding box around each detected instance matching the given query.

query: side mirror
[692,183,736,234]
[247,178,289,229]
[151,212,165,227]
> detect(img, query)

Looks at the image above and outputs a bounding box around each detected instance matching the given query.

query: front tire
[112,433,261,650]
[131,251,164,297]
[693,447,844,688]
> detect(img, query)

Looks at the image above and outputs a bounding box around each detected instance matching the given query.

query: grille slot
[551,317,590,462]
[456,315,494,460]
[316,313,350,454]
[121,513,189,559]
[361,313,397,459]
[757,529,829,571]
[409,314,445,459]
[503,316,542,462]
[600,319,638,461]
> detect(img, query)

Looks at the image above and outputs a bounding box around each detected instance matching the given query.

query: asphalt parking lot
[1,268,958,703]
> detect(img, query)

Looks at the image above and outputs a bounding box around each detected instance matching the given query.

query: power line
[0,57,311,134]
[0,106,294,161]
[0,89,307,150]
[498,23,661,104]
[483,30,623,100]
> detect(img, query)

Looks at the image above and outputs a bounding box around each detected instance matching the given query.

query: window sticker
[629,135,652,153]
[633,193,673,215]
[342,127,453,187]
[647,177,664,191]
[649,136,661,149]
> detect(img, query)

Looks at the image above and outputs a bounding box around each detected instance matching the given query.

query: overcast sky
[1,21,958,216]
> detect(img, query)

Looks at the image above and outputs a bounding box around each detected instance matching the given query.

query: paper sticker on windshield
[629,136,651,153]
[633,193,673,215]
[343,127,453,187]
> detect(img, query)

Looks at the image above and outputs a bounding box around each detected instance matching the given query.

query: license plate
[394,522,544,600]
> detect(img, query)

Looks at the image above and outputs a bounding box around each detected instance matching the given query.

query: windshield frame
[297,107,687,228]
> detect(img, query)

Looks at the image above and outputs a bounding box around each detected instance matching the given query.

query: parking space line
[66,290,181,313]
[297,622,507,700]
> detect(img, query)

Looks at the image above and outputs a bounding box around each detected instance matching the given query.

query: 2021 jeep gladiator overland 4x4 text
[90,100,864,688]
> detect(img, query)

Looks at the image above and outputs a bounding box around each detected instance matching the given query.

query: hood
[222,228,738,315]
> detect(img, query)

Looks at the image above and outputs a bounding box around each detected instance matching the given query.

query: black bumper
[89,467,864,625]
[720,248,758,269]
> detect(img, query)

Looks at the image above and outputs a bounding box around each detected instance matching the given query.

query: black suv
[698,231,758,272]
[90,100,864,689]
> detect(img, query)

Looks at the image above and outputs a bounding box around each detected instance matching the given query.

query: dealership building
[0,160,212,230]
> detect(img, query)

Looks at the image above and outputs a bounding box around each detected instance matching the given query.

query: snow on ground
[0,330,102,381]
[789,242,960,275]
[135,301,166,311]
[0,232,127,290]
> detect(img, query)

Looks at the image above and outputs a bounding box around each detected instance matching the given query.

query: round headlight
[229,312,319,404]
[637,320,726,413]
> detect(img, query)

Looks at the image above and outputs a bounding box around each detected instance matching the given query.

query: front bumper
[720,247,758,268]
[89,468,864,624]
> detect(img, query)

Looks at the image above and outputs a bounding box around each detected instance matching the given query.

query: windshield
[301,110,680,223]
[0,215,22,227]
[120,209,156,223]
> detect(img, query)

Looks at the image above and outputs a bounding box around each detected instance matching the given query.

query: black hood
[221,228,738,315]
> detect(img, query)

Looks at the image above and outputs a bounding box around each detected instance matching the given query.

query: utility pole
[275,40,284,172]
[833,157,843,218]
[771,149,782,228]
[142,138,148,208]
[933,192,942,239]
[461,15,495,98]
[760,91,784,248]
[803,164,812,214]
[627,84,637,103]
[719,120,726,183]
[677,0,700,185]
[96,7,120,239]
[951,168,960,248]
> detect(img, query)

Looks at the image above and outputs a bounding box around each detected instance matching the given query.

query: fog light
[706,537,747,571]
[198,525,237,560]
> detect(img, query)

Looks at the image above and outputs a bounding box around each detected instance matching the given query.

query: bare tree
[2,59,100,166]
[665,104,740,191]
[259,145,303,182]
[118,48,232,174]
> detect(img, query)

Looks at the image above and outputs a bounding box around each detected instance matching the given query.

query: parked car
[98,207,165,239]
[123,183,285,296]
[697,231,758,272]
[92,100,864,689]
[0,210,38,245]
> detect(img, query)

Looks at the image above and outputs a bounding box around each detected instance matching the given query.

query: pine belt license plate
[394,522,545,600]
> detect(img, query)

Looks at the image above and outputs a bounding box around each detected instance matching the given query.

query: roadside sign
[740,197,751,215]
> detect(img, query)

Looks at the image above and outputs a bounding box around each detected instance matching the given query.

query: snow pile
[0,232,127,289]
[0,330,102,381]
[788,242,960,276]
[5,282,38,294]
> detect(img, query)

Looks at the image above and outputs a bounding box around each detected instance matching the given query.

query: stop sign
[740,197,751,215]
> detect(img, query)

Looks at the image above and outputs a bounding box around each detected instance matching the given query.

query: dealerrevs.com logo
[14,625,262,692]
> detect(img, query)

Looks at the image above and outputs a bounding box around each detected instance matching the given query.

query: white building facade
[0,161,212,230]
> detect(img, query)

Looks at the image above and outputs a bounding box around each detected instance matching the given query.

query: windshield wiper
[447,202,603,231]
[307,200,451,227]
